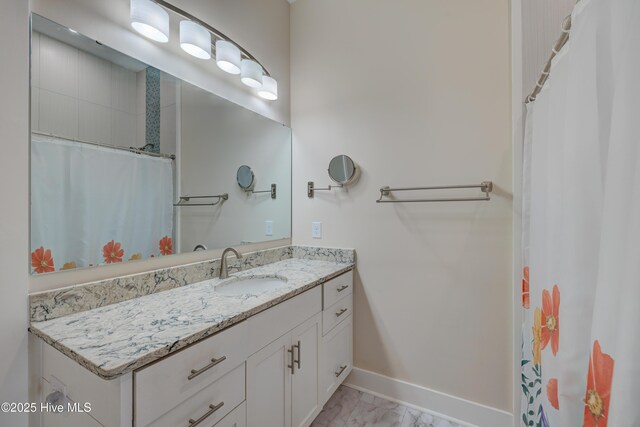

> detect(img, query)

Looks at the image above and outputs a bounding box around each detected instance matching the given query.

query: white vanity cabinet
[34,269,354,427]
[319,270,354,404]
[134,322,248,426]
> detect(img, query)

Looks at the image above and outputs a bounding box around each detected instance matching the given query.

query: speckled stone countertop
[30,258,353,380]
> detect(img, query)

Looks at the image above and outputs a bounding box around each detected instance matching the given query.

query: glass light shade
[180,21,211,60]
[216,40,242,74]
[241,59,263,88]
[130,0,170,43]
[258,76,278,100]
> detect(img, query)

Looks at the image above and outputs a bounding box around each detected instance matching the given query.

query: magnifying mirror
[236,165,255,189]
[328,155,357,184]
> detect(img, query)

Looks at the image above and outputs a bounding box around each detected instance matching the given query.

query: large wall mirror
[29,15,291,275]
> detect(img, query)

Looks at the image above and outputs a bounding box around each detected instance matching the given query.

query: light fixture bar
[150,0,271,77]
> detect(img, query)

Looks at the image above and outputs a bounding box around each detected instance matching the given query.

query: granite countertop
[30,258,353,380]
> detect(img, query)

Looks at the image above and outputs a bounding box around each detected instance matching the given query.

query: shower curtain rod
[526,14,572,103]
[31,131,176,160]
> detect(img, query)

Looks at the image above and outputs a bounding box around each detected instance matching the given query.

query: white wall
[28,0,291,292]
[32,32,141,148]
[180,83,291,251]
[291,0,513,414]
[0,0,30,426]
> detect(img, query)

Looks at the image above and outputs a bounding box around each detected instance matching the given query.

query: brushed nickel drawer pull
[337,285,349,292]
[293,340,301,369]
[288,346,295,374]
[188,402,224,426]
[335,308,348,317]
[335,365,348,377]
[188,355,227,380]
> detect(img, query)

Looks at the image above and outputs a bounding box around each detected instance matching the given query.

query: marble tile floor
[311,385,463,427]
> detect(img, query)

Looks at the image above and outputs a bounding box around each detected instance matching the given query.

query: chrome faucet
[219,247,242,279]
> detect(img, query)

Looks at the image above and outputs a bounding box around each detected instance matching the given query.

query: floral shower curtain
[521,0,640,426]
[31,134,174,273]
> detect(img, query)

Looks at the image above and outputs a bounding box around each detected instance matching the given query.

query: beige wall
[28,0,291,292]
[0,0,30,426]
[180,84,292,251]
[291,0,513,412]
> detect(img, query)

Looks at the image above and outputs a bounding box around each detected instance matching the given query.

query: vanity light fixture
[258,76,278,100]
[130,0,278,100]
[180,20,211,59]
[130,0,170,43]
[216,40,242,74]
[241,59,264,88]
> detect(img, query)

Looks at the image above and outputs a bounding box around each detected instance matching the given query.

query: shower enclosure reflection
[29,15,291,275]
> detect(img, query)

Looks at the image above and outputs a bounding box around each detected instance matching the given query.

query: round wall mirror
[236,165,255,189]
[328,155,357,184]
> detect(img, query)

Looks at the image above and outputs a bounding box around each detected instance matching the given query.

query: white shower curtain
[521,0,640,426]
[31,134,174,273]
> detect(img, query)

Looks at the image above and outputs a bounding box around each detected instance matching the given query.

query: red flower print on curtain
[547,378,559,410]
[584,340,615,427]
[522,266,530,308]
[541,285,560,356]
[103,240,124,263]
[32,247,55,273]
[159,236,172,256]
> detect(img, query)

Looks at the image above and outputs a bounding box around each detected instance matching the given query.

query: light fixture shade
[216,40,241,74]
[241,59,263,88]
[130,0,170,43]
[258,76,278,100]
[180,21,211,59]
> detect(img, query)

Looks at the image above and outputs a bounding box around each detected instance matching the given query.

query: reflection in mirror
[29,15,291,275]
[236,165,255,189]
[328,155,357,184]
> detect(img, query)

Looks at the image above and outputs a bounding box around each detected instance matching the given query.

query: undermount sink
[214,276,288,296]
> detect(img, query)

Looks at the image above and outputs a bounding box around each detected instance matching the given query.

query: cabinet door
[246,334,292,427]
[291,313,321,427]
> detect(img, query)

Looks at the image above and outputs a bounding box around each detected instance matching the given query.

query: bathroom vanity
[30,248,354,427]
[27,11,354,427]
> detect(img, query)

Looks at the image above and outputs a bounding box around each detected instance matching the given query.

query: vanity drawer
[135,322,248,427]
[322,270,353,309]
[215,401,246,427]
[144,363,245,427]
[247,286,321,355]
[322,294,352,336]
[321,315,353,404]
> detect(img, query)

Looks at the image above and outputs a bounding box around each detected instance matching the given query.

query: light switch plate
[312,222,322,239]
[265,220,273,236]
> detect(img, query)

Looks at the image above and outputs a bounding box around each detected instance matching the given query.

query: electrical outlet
[265,220,273,236]
[312,222,322,239]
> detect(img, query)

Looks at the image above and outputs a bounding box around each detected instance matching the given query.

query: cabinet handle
[337,285,349,293]
[293,340,301,369]
[335,365,348,377]
[188,355,227,380]
[288,346,295,374]
[335,308,348,317]
[188,402,224,426]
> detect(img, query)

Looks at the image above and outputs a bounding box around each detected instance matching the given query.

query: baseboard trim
[344,368,513,427]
